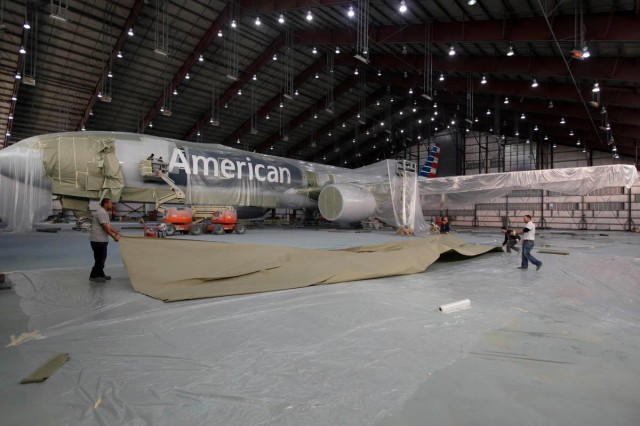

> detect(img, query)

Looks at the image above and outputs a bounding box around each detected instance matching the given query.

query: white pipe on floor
[439,299,471,313]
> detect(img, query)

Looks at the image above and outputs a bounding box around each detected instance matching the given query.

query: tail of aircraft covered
[419,143,440,178]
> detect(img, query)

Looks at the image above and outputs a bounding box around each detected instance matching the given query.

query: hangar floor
[0,226,639,426]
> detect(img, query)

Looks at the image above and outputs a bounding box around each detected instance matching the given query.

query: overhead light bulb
[347,5,355,17]
[199,54,204,62]
[560,116,565,124]
[312,46,317,54]
[481,75,487,84]
[19,46,26,54]
[315,72,319,79]
[253,74,257,81]
[149,122,153,128]
[81,125,86,131]
[335,46,340,54]
[468,0,477,4]
[280,102,284,108]
[581,45,590,59]
[185,73,190,80]
[266,114,270,119]
[294,89,299,95]
[544,135,549,140]
[306,10,313,21]
[409,88,413,94]
[218,29,223,37]
[548,100,554,108]
[108,70,113,78]
[486,108,491,115]
[534,125,539,131]
[576,140,581,146]
[399,0,407,13]
[173,89,178,95]
[592,82,600,92]
[569,129,574,136]
[439,73,445,81]
[23,21,31,30]
[97,92,102,98]
[128,28,134,37]
[273,54,277,61]
[552,143,557,148]
[506,44,514,56]
[504,96,509,104]
[8,114,13,120]
[231,19,237,28]
[278,14,285,24]
[531,78,538,88]
[526,139,530,144]
[255,16,261,26]
[117,51,123,58]
[237,89,242,95]
[606,122,610,130]
[197,131,201,136]
[15,72,21,80]
[449,45,456,56]
[354,68,359,75]
[474,117,478,122]
[521,113,526,120]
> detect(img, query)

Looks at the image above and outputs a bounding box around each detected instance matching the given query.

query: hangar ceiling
[1,0,639,167]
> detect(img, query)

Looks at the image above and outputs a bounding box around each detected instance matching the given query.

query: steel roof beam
[76,0,146,131]
[182,34,285,140]
[222,56,326,146]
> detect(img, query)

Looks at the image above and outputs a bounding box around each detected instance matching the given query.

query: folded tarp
[120,234,501,302]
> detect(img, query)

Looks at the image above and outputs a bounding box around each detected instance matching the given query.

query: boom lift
[138,158,246,236]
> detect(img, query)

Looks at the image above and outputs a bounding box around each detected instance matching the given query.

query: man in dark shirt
[500,226,521,253]
[440,217,450,234]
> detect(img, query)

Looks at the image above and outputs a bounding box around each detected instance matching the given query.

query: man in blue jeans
[89,198,121,282]
[515,214,542,271]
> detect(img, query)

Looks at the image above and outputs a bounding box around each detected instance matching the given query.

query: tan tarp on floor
[120,233,501,302]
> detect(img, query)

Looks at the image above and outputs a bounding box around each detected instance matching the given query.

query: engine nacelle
[318,184,376,222]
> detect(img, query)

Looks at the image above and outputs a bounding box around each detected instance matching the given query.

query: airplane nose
[0,138,53,232]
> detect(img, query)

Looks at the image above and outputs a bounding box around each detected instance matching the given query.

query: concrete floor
[0,226,639,425]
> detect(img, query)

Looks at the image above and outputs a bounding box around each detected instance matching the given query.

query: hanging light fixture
[592,82,600,92]
[506,44,514,56]
[531,78,538,88]
[534,125,539,131]
[117,51,123,58]
[173,88,178,95]
[481,75,487,84]
[218,29,223,37]
[468,0,477,4]
[439,73,445,81]
[544,135,549,140]
[576,140,581,146]
[399,1,407,13]
[354,68,359,75]
[521,113,526,120]
[128,28,134,37]
[569,129,574,136]
[19,46,26,54]
[252,74,257,81]
[255,16,261,26]
[231,19,237,28]
[278,14,285,24]
[15,72,21,80]
[449,45,456,56]
[315,72,319,79]
[504,96,509,104]
[347,5,355,17]
[306,10,313,21]
[312,46,317,55]
[560,116,566,124]
[486,108,491,115]
[272,53,277,61]
[335,46,340,54]
[185,73,190,80]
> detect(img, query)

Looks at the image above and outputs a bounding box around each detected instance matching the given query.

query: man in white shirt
[89,198,121,282]
[515,214,542,271]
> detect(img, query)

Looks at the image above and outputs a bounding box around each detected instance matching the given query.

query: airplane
[418,143,440,178]
[0,131,637,232]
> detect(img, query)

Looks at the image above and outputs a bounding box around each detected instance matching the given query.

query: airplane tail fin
[419,143,441,178]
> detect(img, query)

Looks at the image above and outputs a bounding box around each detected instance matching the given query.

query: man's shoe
[103,276,111,280]
[536,264,542,271]
[517,266,528,269]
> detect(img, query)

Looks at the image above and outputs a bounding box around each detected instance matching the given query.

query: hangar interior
[1,228,640,425]
[1,0,640,425]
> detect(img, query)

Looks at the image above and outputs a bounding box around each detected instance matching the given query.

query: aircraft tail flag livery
[0,132,637,232]
[419,143,440,178]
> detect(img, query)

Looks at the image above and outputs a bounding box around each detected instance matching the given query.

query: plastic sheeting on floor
[120,233,502,302]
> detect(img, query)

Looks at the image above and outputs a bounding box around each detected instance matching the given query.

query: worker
[157,156,164,163]
[89,198,121,282]
[440,217,450,234]
[147,153,155,160]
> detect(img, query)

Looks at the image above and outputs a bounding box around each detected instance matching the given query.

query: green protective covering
[38,135,125,201]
